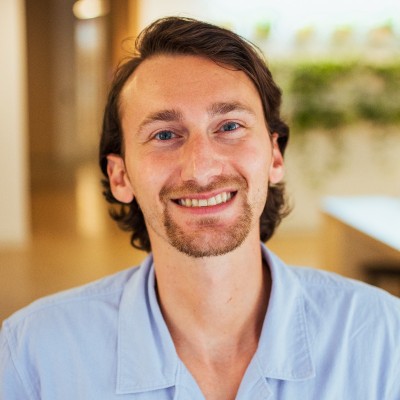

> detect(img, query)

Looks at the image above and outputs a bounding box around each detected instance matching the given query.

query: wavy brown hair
[99,16,290,252]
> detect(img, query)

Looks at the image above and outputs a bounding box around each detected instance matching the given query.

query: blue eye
[221,122,240,132]
[155,131,174,140]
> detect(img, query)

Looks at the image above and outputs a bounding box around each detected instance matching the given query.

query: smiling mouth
[175,191,235,208]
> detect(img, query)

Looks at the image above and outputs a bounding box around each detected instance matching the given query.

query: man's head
[99,16,290,254]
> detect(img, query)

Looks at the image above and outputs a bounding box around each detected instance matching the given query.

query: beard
[160,176,254,258]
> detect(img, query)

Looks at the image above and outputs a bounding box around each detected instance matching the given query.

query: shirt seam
[295,275,400,302]
[290,266,400,302]
[7,286,125,326]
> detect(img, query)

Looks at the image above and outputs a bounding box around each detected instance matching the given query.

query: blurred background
[1,0,400,322]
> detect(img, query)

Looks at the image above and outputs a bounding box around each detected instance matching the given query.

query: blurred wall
[26,0,138,175]
[26,0,77,178]
[25,0,53,169]
[110,0,139,68]
[0,0,29,246]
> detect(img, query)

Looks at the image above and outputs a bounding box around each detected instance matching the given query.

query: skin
[107,54,284,400]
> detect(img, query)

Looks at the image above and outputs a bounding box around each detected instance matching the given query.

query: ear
[269,134,285,184]
[106,154,135,203]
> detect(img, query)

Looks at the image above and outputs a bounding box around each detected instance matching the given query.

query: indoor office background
[1,0,400,323]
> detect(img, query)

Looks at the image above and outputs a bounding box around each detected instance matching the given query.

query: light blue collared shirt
[1,245,400,399]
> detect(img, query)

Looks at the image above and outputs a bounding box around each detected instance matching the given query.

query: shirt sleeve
[0,326,34,400]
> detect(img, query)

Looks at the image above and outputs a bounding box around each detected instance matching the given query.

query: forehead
[119,55,263,117]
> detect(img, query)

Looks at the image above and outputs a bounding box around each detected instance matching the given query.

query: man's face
[107,55,284,257]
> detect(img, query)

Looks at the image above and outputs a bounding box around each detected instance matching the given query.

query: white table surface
[322,196,400,252]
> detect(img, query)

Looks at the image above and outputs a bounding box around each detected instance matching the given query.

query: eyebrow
[138,109,183,133]
[207,101,256,117]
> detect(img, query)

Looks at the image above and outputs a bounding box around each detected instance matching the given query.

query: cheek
[239,141,271,205]
[127,153,175,202]
[238,140,271,180]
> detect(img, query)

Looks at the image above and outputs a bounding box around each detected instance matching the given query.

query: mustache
[160,175,248,201]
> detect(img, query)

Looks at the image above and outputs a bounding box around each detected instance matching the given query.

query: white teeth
[207,197,217,206]
[178,192,233,208]
[198,199,207,207]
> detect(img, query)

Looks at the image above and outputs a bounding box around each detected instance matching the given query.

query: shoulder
[292,265,400,393]
[0,265,145,399]
[0,257,159,399]
[1,265,142,349]
[265,243,400,311]
[265,247,400,343]
[288,264,400,354]
[290,263,400,309]
[262,245,400,397]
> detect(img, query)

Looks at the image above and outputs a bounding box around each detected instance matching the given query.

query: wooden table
[320,196,400,287]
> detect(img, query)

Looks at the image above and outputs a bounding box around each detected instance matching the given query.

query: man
[1,17,399,400]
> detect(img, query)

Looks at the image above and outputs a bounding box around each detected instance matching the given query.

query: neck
[152,235,270,360]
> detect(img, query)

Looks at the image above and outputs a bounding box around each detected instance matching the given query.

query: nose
[179,134,224,185]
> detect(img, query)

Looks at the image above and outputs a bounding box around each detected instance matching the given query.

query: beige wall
[0,0,29,245]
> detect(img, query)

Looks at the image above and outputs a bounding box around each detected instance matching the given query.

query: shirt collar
[116,254,179,394]
[256,245,315,381]
[116,244,315,394]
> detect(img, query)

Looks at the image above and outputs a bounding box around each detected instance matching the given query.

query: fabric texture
[1,244,400,399]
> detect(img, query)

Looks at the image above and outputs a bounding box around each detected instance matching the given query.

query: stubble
[161,176,254,258]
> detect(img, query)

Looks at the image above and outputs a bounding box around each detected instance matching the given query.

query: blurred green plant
[285,61,400,132]
[254,21,271,41]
